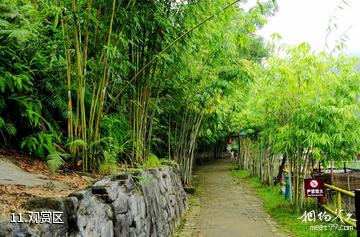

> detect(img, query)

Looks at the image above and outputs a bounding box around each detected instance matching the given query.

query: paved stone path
[176,159,288,237]
[0,158,47,186]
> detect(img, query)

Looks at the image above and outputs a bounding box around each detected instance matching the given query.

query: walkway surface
[0,158,47,186]
[176,159,288,237]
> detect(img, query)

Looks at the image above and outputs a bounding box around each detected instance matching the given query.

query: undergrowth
[230,169,356,237]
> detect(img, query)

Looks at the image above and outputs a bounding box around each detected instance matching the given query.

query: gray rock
[69,189,92,200]
[0,167,187,237]
[112,193,129,214]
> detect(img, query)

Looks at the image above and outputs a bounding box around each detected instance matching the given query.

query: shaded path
[176,159,288,237]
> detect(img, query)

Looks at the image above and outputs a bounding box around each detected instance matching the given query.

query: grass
[346,161,360,170]
[230,169,356,237]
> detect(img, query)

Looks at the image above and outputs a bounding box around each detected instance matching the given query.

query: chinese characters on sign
[10,211,64,224]
[304,178,324,197]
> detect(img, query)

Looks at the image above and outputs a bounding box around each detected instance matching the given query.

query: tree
[234,42,360,209]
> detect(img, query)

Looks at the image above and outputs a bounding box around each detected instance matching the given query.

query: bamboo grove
[0,0,273,184]
[1,0,359,192]
[233,43,360,209]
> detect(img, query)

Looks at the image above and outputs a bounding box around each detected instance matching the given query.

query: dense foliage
[0,0,273,182]
[233,42,360,208]
[1,0,359,194]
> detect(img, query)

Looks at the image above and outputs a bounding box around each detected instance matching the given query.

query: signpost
[304,178,324,197]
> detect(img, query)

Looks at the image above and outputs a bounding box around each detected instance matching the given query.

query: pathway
[176,159,288,237]
[0,158,47,186]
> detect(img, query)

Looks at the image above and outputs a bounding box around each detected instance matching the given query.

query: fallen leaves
[0,148,97,215]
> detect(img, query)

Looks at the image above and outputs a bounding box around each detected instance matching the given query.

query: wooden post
[331,160,334,184]
[237,135,241,170]
[355,189,360,236]
[317,180,327,208]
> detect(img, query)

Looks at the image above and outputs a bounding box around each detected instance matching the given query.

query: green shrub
[99,151,119,175]
[20,131,60,159]
[47,151,70,172]
[142,153,161,169]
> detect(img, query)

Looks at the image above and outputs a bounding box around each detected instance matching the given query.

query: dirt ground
[0,148,99,215]
[176,159,288,237]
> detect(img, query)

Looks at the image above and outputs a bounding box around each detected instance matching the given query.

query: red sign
[304,178,324,197]
[227,136,232,144]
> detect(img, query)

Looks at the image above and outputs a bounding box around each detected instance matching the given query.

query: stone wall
[0,164,188,237]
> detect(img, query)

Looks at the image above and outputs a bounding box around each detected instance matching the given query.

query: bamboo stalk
[105,0,242,112]
[62,16,74,157]
[62,0,118,172]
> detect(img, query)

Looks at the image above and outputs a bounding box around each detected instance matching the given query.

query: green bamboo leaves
[235,43,360,208]
[62,0,117,172]
[161,0,272,184]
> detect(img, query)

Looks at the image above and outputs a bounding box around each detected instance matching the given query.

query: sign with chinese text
[304,178,324,197]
